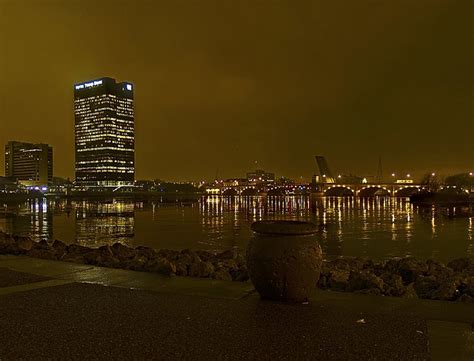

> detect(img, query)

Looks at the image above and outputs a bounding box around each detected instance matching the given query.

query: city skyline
[0,0,472,181]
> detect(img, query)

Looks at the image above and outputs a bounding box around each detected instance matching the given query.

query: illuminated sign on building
[75,79,103,90]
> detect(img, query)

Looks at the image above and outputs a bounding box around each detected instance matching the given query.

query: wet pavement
[0,255,472,360]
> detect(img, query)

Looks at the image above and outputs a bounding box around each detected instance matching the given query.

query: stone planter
[246,220,323,302]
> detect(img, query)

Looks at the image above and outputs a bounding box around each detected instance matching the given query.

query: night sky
[0,0,472,181]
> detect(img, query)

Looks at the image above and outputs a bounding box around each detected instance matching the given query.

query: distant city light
[406,174,411,178]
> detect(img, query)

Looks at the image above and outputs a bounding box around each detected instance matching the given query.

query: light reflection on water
[0,196,473,262]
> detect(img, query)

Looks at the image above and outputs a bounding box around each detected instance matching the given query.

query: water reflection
[0,198,52,241]
[0,196,472,262]
[74,201,136,247]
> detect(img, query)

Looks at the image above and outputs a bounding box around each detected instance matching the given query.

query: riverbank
[1,231,472,303]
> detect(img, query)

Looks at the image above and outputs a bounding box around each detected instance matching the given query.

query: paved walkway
[0,255,472,360]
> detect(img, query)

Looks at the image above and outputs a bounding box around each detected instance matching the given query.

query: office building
[74,77,135,187]
[4,141,53,187]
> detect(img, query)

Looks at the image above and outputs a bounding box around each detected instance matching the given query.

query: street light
[407,174,411,178]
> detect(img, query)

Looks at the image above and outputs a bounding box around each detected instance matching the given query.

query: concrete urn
[246,220,323,302]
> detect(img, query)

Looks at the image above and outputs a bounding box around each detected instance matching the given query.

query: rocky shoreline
[1,231,473,303]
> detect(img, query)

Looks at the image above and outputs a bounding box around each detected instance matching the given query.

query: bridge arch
[324,185,355,197]
[267,187,286,196]
[394,186,424,197]
[222,188,238,196]
[241,187,258,196]
[357,186,391,197]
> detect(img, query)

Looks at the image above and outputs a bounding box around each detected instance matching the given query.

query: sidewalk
[0,255,472,360]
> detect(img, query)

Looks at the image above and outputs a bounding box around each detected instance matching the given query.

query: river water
[0,196,472,262]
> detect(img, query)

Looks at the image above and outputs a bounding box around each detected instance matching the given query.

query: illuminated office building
[74,77,135,187]
[4,141,53,187]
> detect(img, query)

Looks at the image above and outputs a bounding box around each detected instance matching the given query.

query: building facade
[4,141,53,187]
[74,77,135,187]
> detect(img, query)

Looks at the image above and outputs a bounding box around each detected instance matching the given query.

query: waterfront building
[4,141,53,187]
[74,77,135,187]
[247,169,275,185]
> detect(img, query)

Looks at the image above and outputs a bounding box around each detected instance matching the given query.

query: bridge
[205,184,311,196]
[313,182,426,197]
[204,182,425,197]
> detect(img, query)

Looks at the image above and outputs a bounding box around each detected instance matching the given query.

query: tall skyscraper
[74,77,135,187]
[4,141,53,187]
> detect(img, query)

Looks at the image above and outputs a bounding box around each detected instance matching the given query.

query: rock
[135,246,157,261]
[460,277,474,297]
[330,257,364,271]
[148,258,176,276]
[174,261,188,276]
[157,249,181,261]
[414,276,440,299]
[431,278,461,301]
[354,288,382,296]
[216,249,238,260]
[212,268,233,281]
[195,250,215,262]
[231,268,249,282]
[217,259,239,272]
[62,244,90,263]
[84,245,120,267]
[381,273,405,297]
[66,244,91,255]
[402,283,418,299]
[15,236,33,252]
[32,239,51,250]
[179,249,201,263]
[447,258,474,275]
[111,243,136,261]
[52,240,67,258]
[327,269,350,291]
[188,261,214,278]
[317,273,329,289]
[122,254,149,271]
[425,259,454,280]
[0,233,16,254]
[397,258,428,284]
[457,294,474,303]
[347,271,384,292]
[371,262,386,277]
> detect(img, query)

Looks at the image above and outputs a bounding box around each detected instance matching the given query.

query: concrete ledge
[0,255,255,299]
